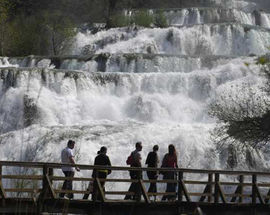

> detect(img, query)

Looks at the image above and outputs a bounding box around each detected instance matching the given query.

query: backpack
[126,153,134,165]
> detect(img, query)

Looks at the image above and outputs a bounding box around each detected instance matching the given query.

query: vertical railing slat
[252,174,257,204]
[239,175,244,204]
[208,173,213,203]
[214,173,220,203]
[178,171,183,202]
[0,164,6,199]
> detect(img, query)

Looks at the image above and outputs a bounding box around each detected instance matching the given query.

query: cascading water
[1,0,270,191]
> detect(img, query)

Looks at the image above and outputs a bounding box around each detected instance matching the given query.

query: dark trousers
[147,171,158,194]
[92,171,107,201]
[124,170,142,201]
[82,181,93,200]
[60,171,75,199]
[162,171,177,201]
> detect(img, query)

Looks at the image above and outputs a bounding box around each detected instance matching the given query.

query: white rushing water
[0,57,267,170]
[1,0,270,193]
[133,7,270,28]
[73,23,270,56]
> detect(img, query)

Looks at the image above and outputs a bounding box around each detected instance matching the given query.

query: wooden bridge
[1,161,270,215]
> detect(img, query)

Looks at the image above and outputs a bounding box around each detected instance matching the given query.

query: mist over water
[1,0,270,184]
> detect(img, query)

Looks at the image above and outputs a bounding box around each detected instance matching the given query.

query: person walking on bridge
[60,140,80,199]
[161,144,178,201]
[91,146,112,201]
[125,141,143,201]
[145,145,159,200]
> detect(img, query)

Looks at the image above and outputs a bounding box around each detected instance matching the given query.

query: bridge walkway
[1,161,270,214]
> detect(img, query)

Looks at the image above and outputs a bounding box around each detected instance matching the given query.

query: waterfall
[0,0,269,174]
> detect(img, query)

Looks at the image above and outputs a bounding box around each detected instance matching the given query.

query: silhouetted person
[145,145,159,200]
[60,140,80,199]
[125,142,142,201]
[90,146,112,201]
[161,144,178,201]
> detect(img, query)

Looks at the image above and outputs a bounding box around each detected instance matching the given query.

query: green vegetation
[154,11,168,28]
[6,15,45,56]
[0,0,194,56]
[0,0,12,55]
[109,14,130,28]
[0,2,75,56]
[43,11,75,56]
[133,10,154,27]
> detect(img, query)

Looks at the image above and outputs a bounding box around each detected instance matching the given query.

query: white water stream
[0,0,270,194]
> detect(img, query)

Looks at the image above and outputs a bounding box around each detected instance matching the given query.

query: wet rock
[23,95,39,127]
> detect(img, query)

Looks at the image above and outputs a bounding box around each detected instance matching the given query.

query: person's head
[168,144,176,155]
[67,140,75,149]
[153,145,159,152]
[98,146,107,155]
[135,141,142,151]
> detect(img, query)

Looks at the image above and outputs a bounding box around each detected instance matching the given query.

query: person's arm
[92,157,97,178]
[161,154,167,168]
[137,153,142,167]
[155,153,159,168]
[175,156,178,168]
[68,152,80,171]
[145,153,150,165]
[156,153,160,165]
[106,156,112,174]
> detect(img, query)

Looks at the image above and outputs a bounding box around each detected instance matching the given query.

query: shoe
[124,196,131,200]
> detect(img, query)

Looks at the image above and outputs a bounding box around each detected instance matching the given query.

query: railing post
[208,173,213,203]
[48,167,53,183]
[178,171,183,202]
[0,164,6,200]
[38,165,56,213]
[42,164,48,195]
[37,164,48,214]
[214,173,219,203]
[252,174,257,204]
[239,175,244,203]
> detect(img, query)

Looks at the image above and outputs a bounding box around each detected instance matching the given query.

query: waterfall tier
[0,0,269,173]
[74,23,270,56]
[131,8,270,28]
[3,54,234,73]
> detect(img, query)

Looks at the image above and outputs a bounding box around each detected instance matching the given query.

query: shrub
[154,11,168,28]
[133,10,153,27]
[109,14,130,28]
[6,15,47,56]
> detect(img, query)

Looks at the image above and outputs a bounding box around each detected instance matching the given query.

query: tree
[0,0,12,55]
[42,11,75,56]
[6,14,46,56]
[209,56,270,149]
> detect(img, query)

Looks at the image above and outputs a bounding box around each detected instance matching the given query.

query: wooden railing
[1,161,270,205]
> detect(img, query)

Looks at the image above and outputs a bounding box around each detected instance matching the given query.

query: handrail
[1,160,270,208]
[1,160,270,176]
